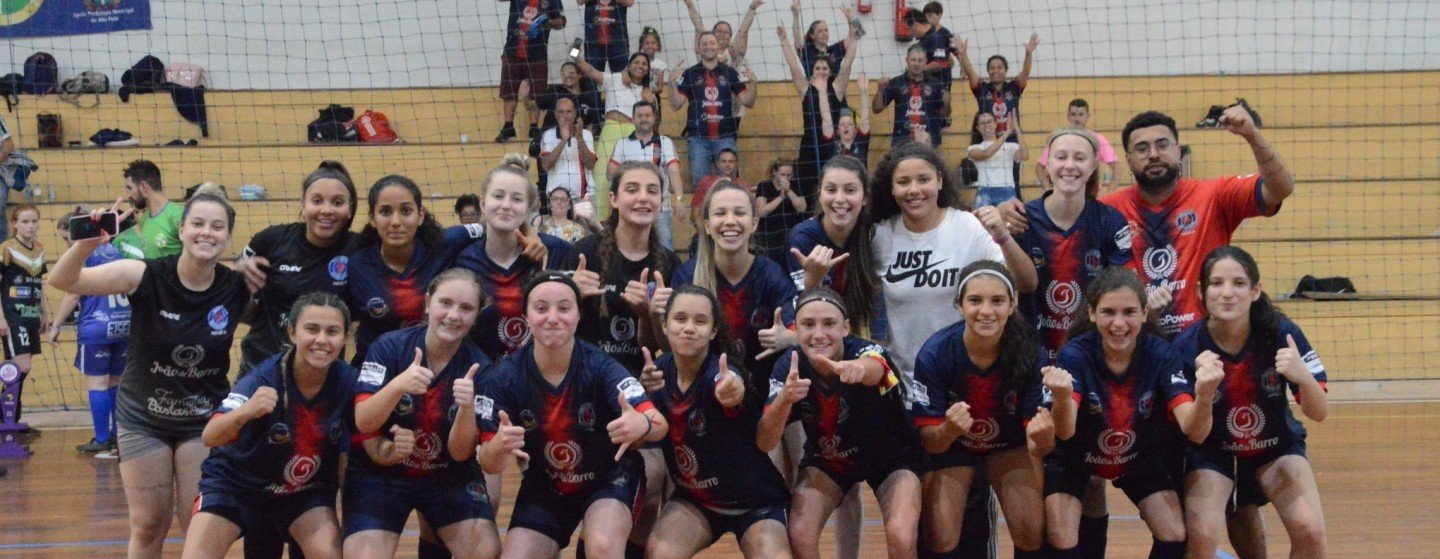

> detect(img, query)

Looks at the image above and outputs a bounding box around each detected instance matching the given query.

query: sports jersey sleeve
[1156,343,1196,419]
[1278,319,1328,398]
[541,234,572,271]
[673,68,694,100]
[760,261,798,327]
[1214,174,1274,229]
[1103,206,1134,267]
[356,336,398,396]
[476,361,517,441]
[765,351,793,409]
[444,223,486,245]
[241,224,280,260]
[1052,345,1089,407]
[910,338,953,427]
[216,371,267,415]
[600,359,655,415]
[727,67,748,94]
[851,340,900,394]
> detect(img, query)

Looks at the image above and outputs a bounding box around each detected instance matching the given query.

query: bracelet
[641,415,654,438]
[992,232,1011,244]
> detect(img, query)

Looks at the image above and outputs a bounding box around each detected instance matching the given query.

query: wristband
[642,415,654,438]
[992,231,1011,244]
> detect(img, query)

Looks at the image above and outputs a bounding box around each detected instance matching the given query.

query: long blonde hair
[693,179,757,294]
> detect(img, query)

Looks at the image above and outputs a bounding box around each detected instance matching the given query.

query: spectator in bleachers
[638,26,671,119]
[790,0,861,77]
[609,101,684,249]
[691,148,750,233]
[778,22,856,209]
[112,159,183,260]
[540,97,599,216]
[830,81,873,163]
[534,186,594,243]
[873,44,950,147]
[683,0,762,127]
[534,62,605,134]
[912,3,959,107]
[455,193,481,226]
[497,0,566,143]
[1037,98,1120,192]
[579,0,634,74]
[574,52,657,221]
[671,32,757,187]
[754,158,807,267]
[967,111,1029,208]
[958,33,1040,141]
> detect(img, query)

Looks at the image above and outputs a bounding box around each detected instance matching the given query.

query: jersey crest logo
[207,305,230,331]
[283,455,320,487]
[267,422,292,445]
[413,431,442,461]
[1138,391,1155,418]
[172,345,205,368]
[1098,428,1135,456]
[1084,249,1103,274]
[1226,404,1266,440]
[544,440,582,471]
[1142,245,1178,281]
[520,409,537,430]
[1175,210,1198,233]
[396,394,415,415]
[366,297,389,318]
[330,419,345,443]
[498,316,531,348]
[578,403,597,430]
[1261,368,1285,396]
[969,418,1000,442]
[1004,390,1019,413]
[1045,281,1082,315]
[675,444,700,480]
[1029,246,1046,268]
[327,256,349,281]
[687,409,706,437]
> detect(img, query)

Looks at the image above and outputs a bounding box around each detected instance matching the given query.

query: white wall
[3,0,1436,90]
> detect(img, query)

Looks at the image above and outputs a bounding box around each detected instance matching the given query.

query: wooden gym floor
[0,399,1435,558]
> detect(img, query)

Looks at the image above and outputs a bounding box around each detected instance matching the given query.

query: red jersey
[1100,175,1275,335]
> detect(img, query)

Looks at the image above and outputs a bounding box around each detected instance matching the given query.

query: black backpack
[119,55,165,102]
[22,52,58,95]
[0,74,22,111]
[1293,275,1357,299]
[308,104,358,143]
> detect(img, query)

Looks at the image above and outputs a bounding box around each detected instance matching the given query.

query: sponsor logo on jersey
[1098,428,1136,456]
[1084,249,1103,274]
[618,377,645,400]
[1045,280,1082,315]
[1142,245,1178,281]
[544,440,582,471]
[1114,225,1133,251]
[969,418,1000,443]
[328,256,349,282]
[277,264,303,273]
[1138,390,1155,418]
[220,392,248,412]
[172,345,205,368]
[160,310,181,321]
[1226,404,1266,440]
[359,362,387,386]
[1175,209,1198,233]
[366,297,389,318]
[578,403,596,430]
[207,305,230,332]
[476,395,495,420]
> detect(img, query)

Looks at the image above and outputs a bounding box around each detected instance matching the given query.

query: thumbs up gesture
[713,354,745,408]
[648,270,672,316]
[495,411,529,460]
[755,307,794,360]
[608,392,652,461]
[573,253,605,298]
[640,347,664,394]
[453,364,480,410]
[1194,350,1226,399]
[1275,335,1309,384]
[622,267,653,312]
[395,348,434,395]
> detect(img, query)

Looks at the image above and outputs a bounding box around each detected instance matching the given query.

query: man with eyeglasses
[609,101,683,249]
[999,106,1293,559]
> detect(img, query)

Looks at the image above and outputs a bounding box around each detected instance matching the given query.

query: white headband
[958,268,1015,299]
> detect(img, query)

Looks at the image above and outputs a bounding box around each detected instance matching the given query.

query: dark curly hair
[871,141,964,222]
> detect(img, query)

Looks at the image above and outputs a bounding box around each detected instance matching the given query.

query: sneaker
[95,450,119,460]
[77,438,108,453]
[494,125,517,143]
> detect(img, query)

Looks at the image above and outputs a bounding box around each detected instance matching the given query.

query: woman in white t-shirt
[966,112,1029,208]
[575,52,657,221]
[869,141,1038,558]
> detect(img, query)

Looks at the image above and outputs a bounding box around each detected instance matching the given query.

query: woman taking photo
[50,193,250,558]
[479,272,668,559]
[1172,246,1329,558]
[643,285,792,558]
[346,269,498,559]
[181,293,357,559]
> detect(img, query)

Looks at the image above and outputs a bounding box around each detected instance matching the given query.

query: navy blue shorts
[1044,452,1177,505]
[801,451,921,495]
[76,340,127,376]
[508,462,645,549]
[1186,441,1307,508]
[342,476,493,536]
[193,487,332,540]
[669,495,788,544]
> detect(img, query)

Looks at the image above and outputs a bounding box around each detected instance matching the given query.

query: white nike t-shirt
[872,207,1005,401]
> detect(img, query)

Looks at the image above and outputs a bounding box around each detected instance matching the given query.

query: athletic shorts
[116,425,201,463]
[2,316,40,358]
[499,55,548,101]
[801,449,922,495]
[508,462,645,549]
[1186,441,1307,508]
[1044,453,1177,505]
[342,475,493,536]
[193,487,333,539]
[667,495,787,544]
[76,340,128,376]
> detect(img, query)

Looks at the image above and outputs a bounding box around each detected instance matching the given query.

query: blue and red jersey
[200,353,357,497]
[674,64,748,139]
[456,231,570,358]
[504,0,565,60]
[76,244,132,344]
[1050,331,1193,480]
[767,337,913,479]
[882,74,947,146]
[785,217,847,295]
[1017,194,1133,360]
[673,256,797,384]
[971,80,1025,136]
[1101,175,1275,335]
[653,352,788,511]
[1172,318,1327,458]
[351,325,492,486]
[917,26,958,88]
[583,0,627,48]
[912,321,1044,455]
[345,224,484,364]
[479,340,655,497]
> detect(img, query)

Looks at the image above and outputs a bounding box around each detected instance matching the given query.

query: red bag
[356,110,399,143]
